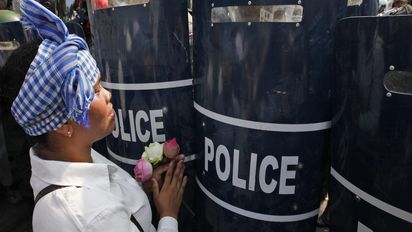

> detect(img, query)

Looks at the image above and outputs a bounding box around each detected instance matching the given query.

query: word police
[204,137,299,194]
[112,109,165,143]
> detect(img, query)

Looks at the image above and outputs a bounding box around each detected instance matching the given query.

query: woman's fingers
[152,178,160,198]
[153,163,169,179]
[153,158,188,219]
[171,160,184,187]
[175,154,185,161]
[163,159,176,187]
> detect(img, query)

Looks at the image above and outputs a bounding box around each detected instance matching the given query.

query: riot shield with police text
[331,15,412,232]
[87,0,196,230]
[192,0,347,231]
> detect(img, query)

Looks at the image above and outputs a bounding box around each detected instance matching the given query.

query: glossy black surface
[87,2,196,229]
[0,22,25,44]
[87,0,193,168]
[192,0,353,231]
[331,15,412,231]
[0,22,26,67]
[89,3,190,84]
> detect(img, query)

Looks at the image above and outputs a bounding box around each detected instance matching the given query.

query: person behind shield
[9,0,187,231]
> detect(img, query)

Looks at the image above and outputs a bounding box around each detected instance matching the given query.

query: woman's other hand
[151,159,187,219]
[142,154,185,192]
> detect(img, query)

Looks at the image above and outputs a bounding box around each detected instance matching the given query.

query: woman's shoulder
[33,186,129,231]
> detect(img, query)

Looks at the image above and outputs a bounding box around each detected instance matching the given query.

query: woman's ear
[55,123,74,138]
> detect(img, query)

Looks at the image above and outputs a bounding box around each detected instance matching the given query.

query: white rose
[141,142,164,165]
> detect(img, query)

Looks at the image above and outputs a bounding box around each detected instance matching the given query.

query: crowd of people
[379,0,412,15]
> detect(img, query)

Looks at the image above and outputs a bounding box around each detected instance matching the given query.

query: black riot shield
[331,15,412,232]
[0,21,26,67]
[192,0,347,231]
[87,0,194,173]
[86,0,196,230]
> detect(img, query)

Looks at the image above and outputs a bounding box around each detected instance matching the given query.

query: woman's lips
[108,109,115,119]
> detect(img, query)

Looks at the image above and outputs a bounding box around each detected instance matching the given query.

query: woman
[7,0,187,231]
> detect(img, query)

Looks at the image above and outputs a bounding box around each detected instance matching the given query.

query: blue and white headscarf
[11,0,100,136]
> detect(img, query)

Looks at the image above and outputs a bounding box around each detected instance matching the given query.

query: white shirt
[30,148,178,232]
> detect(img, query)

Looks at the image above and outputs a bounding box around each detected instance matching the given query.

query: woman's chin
[94,128,114,142]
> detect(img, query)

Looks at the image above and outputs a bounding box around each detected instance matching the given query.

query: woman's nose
[103,88,112,102]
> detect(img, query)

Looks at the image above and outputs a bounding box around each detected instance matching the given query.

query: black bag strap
[130,214,144,232]
[34,184,67,204]
[35,185,143,232]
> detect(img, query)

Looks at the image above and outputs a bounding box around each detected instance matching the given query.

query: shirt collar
[30,148,113,192]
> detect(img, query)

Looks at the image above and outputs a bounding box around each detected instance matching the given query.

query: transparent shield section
[0,40,20,51]
[90,0,149,11]
[211,5,303,23]
[347,0,363,6]
[384,71,412,95]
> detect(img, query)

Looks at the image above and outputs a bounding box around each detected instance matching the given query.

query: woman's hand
[152,159,188,219]
[142,154,185,193]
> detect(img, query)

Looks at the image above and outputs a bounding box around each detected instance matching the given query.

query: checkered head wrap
[11,0,100,136]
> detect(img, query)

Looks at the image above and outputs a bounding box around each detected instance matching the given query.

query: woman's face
[86,77,115,142]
